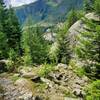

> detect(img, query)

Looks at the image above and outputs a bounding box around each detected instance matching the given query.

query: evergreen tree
[75,18,100,78]
[94,0,100,15]
[56,23,71,64]
[67,9,79,28]
[5,7,21,54]
[22,17,48,65]
[0,0,7,32]
[0,0,8,59]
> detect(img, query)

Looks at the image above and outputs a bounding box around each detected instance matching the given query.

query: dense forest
[0,0,100,100]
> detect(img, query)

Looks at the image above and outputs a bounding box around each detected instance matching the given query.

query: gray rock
[73,89,85,97]
[19,69,35,78]
[85,12,100,21]
[57,63,68,69]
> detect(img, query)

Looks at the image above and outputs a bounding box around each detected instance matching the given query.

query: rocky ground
[0,63,89,100]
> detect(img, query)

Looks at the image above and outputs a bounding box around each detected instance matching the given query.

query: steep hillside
[15,0,83,25]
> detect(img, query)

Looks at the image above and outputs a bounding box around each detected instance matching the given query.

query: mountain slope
[15,0,83,25]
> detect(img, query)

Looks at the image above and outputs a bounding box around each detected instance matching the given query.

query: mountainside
[15,0,83,25]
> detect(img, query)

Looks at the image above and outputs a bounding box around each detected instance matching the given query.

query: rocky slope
[0,63,89,100]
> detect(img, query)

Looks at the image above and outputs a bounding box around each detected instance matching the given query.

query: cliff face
[15,0,83,24]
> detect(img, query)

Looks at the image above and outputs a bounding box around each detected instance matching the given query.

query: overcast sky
[4,0,38,7]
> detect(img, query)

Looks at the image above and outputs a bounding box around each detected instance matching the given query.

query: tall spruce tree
[0,0,8,59]
[75,18,100,78]
[5,7,21,54]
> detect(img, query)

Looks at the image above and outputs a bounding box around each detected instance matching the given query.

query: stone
[41,78,54,88]
[65,97,80,100]
[19,69,35,78]
[85,12,100,21]
[14,78,33,91]
[73,89,85,97]
[57,63,68,69]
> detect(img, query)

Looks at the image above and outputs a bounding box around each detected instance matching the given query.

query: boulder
[73,89,85,97]
[57,63,68,69]
[14,78,33,91]
[19,68,36,78]
[85,12,100,21]
[18,92,33,100]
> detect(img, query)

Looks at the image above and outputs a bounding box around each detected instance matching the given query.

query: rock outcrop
[67,12,100,56]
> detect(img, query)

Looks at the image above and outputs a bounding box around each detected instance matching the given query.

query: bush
[85,80,100,100]
[38,64,55,77]
[94,0,100,15]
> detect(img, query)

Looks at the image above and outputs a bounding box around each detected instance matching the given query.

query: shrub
[85,80,100,100]
[94,0,100,15]
[38,64,55,77]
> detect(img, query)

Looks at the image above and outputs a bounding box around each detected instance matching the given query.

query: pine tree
[22,17,48,65]
[0,0,7,32]
[0,0,8,59]
[94,0,100,15]
[75,18,100,78]
[5,7,21,54]
[67,9,79,28]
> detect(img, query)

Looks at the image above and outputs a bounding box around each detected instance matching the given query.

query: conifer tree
[75,18,100,78]
[0,0,8,58]
[5,7,21,54]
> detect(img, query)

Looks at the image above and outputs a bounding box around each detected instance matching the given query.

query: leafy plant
[85,80,100,100]
[38,64,55,77]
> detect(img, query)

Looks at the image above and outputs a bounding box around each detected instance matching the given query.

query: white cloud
[5,0,37,7]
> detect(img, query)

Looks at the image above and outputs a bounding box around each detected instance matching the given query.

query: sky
[4,0,38,7]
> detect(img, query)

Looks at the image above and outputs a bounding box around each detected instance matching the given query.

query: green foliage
[10,74,19,82]
[38,64,55,77]
[74,67,86,77]
[85,80,100,100]
[5,7,21,53]
[75,18,100,78]
[7,49,21,72]
[0,32,8,58]
[0,2,21,61]
[48,42,59,63]
[57,23,71,64]
[83,0,93,12]
[94,0,100,15]
[22,20,48,64]
[67,9,79,28]
[69,60,86,77]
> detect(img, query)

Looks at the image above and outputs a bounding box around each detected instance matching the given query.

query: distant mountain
[14,0,83,25]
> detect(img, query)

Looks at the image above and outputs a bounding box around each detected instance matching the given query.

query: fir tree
[5,7,21,54]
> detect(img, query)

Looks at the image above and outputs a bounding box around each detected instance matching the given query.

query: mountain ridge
[15,0,83,25]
